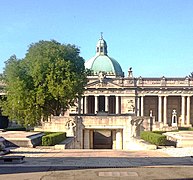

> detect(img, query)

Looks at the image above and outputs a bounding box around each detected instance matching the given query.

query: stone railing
[136,77,193,87]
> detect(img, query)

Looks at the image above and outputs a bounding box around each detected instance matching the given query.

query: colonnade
[82,95,120,114]
[80,94,192,126]
[137,95,192,126]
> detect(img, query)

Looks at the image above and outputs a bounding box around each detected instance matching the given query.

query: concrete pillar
[84,96,88,114]
[83,129,90,149]
[116,96,119,114]
[90,130,93,149]
[187,96,191,126]
[141,96,144,116]
[105,96,109,112]
[112,130,116,149]
[137,96,140,116]
[95,95,98,114]
[181,96,186,125]
[163,96,168,125]
[116,129,122,150]
[158,96,162,123]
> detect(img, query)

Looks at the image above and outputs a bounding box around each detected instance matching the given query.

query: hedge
[5,127,26,131]
[178,127,193,131]
[42,132,66,146]
[152,131,166,135]
[140,131,167,146]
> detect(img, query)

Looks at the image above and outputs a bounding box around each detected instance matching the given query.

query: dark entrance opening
[98,96,105,112]
[93,130,112,149]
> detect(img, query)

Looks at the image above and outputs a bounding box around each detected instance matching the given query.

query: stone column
[105,96,109,112]
[187,96,191,126]
[89,130,93,149]
[116,129,122,150]
[80,98,83,114]
[95,95,98,114]
[83,129,90,149]
[84,96,88,114]
[112,130,116,149]
[116,96,119,114]
[181,96,186,125]
[137,96,140,116]
[158,96,162,123]
[163,96,168,125]
[141,96,144,116]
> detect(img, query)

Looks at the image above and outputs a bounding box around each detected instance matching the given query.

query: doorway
[93,130,112,149]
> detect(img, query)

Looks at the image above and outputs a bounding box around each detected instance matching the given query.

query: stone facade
[72,76,193,128]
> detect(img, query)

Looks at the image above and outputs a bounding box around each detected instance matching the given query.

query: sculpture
[98,71,106,83]
[130,118,144,137]
[172,109,178,127]
[66,119,76,137]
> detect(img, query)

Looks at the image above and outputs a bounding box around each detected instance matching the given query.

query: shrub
[42,132,66,146]
[140,131,167,146]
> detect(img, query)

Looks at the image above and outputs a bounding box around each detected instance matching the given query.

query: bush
[140,131,167,146]
[42,132,66,146]
[5,127,26,131]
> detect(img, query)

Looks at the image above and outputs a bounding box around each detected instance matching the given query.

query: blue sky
[1,0,193,77]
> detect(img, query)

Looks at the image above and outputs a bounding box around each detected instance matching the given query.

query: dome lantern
[96,32,108,55]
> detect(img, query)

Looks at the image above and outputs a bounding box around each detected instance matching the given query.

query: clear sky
[1,0,193,77]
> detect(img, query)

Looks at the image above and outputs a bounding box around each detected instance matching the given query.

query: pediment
[86,79,123,89]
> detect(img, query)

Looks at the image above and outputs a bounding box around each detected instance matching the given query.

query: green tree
[1,40,86,127]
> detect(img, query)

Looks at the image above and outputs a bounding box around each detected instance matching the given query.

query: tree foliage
[1,40,86,127]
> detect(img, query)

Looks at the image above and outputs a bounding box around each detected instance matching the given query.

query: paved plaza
[1,147,193,167]
[1,131,193,179]
[1,148,193,179]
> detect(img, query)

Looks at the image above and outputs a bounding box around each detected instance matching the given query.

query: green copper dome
[85,35,124,77]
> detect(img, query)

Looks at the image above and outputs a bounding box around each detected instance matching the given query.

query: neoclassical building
[37,35,193,150]
[75,35,193,126]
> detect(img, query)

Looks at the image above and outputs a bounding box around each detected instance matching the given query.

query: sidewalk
[0,147,193,167]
